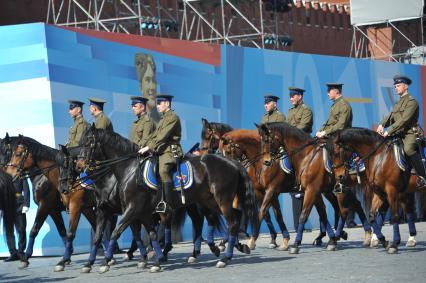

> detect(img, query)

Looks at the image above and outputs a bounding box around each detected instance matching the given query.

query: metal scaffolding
[46,0,293,50]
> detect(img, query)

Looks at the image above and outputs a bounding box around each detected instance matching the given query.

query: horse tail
[171,206,187,239]
[0,171,16,236]
[235,161,259,233]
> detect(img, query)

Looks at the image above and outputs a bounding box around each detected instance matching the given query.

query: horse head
[57,144,79,193]
[327,130,352,184]
[256,123,283,167]
[200,118,234,155]
[0,133,13,167]
[76,124,99,172]
[4,136,33,179]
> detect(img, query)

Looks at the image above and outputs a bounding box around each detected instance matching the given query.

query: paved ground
[1,222,426,283]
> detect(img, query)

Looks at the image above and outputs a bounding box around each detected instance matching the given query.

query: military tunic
[287,103,313,134]
[67,115,89,147]
[147,109,182,182]
[130,113,156,148]
[260,109,286,124]
[94,112,114,131]
[380,93,421,156]
[319,96,352,135]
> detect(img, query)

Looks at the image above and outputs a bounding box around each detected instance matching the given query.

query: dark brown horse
[201,118,285,248]
[327,127,418,253]
[3,135,97,269]
[258,122,375,253]
[219,129,347,250]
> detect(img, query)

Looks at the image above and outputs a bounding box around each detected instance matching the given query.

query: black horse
[77,126,258,271]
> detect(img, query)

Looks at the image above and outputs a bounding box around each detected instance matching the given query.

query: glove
[22,206,29,214]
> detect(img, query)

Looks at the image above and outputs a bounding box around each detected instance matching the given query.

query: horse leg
[81,208,109,273]
[54,199,82,272]
[251,189,278,250]
[203,211,222,258]
[129,221,148,269]
[216,206,241,268]
[386,187,401,254]
[401,192,417,247]
[351,192,372,246]
[334,192,349,241]
[315,196,338,251]
[270,194,290,251]
[186,205,205,263]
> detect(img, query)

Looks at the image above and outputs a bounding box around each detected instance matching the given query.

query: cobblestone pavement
[1,222,426,283]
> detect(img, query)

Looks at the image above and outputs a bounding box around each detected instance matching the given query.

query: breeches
[402,133,418,156]
[158,152,176,183]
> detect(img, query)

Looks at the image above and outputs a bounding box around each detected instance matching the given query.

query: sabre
[172,145,186,205]
[414,127,426,176]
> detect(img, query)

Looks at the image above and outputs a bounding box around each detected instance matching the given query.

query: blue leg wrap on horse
[335,217,346,238]
[295,223,305,243]
[61,236,67,246]
[393,222,401,245]
[105,239,116,259]
[265,219,277,238]
[102,239,109,251]
[370,219,384,238]
[151,239,164,261]
[25,237,35,258]
[319,220,326,234]
[164,228,171,246]
[194,235,202,252]
[282,229,290,239]
[136,240,147,257]
[406,213,417,236]
[362,218,372,232]
[89,245,98,263]
[325,221,335,238]
[225,235,237,258]
[207,225,215,244]
[63,240,73,260]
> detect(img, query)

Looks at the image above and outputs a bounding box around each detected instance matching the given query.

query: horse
[327,127,419,253]
[219,129,348,250]
[0,169,17,257]
[201,118,285,249]
[2,135,98,270]
[257,122,374,253]
[76,126,258,271]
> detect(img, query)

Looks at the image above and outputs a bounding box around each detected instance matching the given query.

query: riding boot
[163,182,174,213]
[407,153,426,188]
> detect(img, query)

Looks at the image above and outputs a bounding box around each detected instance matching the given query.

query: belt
[15,193,22,197]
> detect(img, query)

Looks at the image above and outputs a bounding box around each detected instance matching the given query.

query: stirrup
[416,176,426,189]
[155,200,168,213]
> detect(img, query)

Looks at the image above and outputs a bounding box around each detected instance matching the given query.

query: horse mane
[201,122,234,139]
[264,122,314,142]
[0,170,16,231]
[326,127,384,154]
[12,136,58,162]
[94,128,139,154]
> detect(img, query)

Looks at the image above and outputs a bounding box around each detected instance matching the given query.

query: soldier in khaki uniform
[287,87,313,229]
[261,94,286,124]
[139,94,182,212]
[89,97,113,132]
[377,75,426,187]
[316,83,352,138]
[67,100,89,147]
[129,96,156,147]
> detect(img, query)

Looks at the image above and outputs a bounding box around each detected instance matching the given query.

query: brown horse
[220,129,346,250]
[258,122,375,253]
[3,135,98,269]
[328,127,420,253]
[201,118,285,248]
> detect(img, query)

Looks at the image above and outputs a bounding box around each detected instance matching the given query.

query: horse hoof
[18,261,29,269]
[387,247,398,254]
[268,241,278,249]
[326,244,337,251]
[216,260,227,268]
[187,256,197,264]
[289,246,299,254]
[406,236,416,248]
[218,244,226,252]
[54,264,65,272]
[107,258,116,266]
[99,265,110,274]
[277,238,290,251]
[64,260,71,265]
[81,266,92,273]
[312,239,323,246]
[137,260,148,269]
[123,253,133,261]
[149,265,161,273]
[247,238,256,250]
[341,231,348,241]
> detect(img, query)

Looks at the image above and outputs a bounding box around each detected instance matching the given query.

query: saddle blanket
[323,148,365,175]
[142,159,194,190]
[279,152,293,174]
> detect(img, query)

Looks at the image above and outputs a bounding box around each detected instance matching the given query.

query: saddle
[322,147,365,175]
[138,157,194,191]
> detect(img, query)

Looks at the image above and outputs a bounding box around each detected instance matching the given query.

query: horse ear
[254,123,259,129]
[18,134,24,144]
[5,132,10,143]
[90,123,96,131]
[202,118,211,129]
[59,144,69,155]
